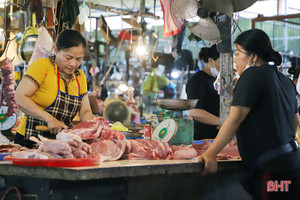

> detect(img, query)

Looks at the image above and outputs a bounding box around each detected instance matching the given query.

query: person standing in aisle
[186,44,220,140]
[199,29,300,200]
[15,29,94,147]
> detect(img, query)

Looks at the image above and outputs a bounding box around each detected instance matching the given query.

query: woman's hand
[198,152,218,176]
[46,117,68,135]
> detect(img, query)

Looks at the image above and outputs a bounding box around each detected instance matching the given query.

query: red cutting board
[4,154,100,167]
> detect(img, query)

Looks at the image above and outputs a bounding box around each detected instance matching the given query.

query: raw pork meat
[170,141,241,160]
[12,150,51,159]
[29,135,72,155]
[170,145,198,160]
[66,116,109,140]
[90,129,126,162]
[56,132,83,147]
[125,139,173,160]
[56,132,93,158]
[0,58,18,116]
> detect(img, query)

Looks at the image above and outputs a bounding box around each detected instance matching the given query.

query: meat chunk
[30,136,72,155]
[0,58,18,116]
[56,132,83,147]
[62,117,109,140]
[170,145,198,160]
[124,139,173,160]
[12,150,51,159]
[90,129,126,162]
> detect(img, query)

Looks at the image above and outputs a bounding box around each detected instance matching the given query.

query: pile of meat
[54,117,127,162]
[0,58,18,116]
[0,144,22,153]
[10,116,240,162]
[171,141,241,160]
[124,139,173,160]
[12,132,93,159]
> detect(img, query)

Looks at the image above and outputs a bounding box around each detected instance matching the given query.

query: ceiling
[81,0,300,18]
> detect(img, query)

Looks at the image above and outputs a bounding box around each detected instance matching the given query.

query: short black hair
[234,29,282,66]
[56,29,86,51]
[198,44,220,63]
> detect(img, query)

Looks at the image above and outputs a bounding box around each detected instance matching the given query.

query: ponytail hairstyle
[234,29,282,66]
[198,44,220,63]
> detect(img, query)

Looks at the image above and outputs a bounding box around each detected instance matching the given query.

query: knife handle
[35,125,50,132]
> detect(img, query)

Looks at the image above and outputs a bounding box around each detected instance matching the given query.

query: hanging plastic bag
[28,26,53,65]
[78,3,89,25]
[143,71,155,92]
[213,72,221,94]
[156,74,169,90]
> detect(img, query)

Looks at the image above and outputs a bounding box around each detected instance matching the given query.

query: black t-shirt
[186,70,219,140]
[232,64,300,171]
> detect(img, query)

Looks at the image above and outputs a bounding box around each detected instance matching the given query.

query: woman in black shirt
[186,44,220,140]
[199,29,300,200]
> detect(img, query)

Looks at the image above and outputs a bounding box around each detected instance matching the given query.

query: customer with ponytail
[198,29,300,199]
[186,44,220,140]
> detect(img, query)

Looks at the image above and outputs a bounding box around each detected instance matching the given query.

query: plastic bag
[143,71,155,92]
[156,74,169,90]
[78,3,89,25]
[28,26,53,65]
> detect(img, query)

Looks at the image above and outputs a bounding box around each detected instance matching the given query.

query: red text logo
[267,180,291,192]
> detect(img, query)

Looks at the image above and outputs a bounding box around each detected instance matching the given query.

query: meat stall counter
[0,158,250,200]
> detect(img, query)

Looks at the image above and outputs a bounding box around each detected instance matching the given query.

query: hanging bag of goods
[18,13,39,62]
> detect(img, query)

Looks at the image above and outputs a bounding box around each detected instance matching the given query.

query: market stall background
[0,0,299,199]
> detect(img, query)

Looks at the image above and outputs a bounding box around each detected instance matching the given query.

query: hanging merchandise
[32,0,44,24]
[0,33,22,67]
[28,26,54,65]
[18,13,39,62]
[118,29,139,42]
[0,58,18,118]
[56,0,79,35]
[45,0,58,34]
[78,3,89,25]
[143,71,169,93]
[160,0,185,38]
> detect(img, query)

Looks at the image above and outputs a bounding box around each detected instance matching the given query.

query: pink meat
[56,132,83,147]
[192,141,241,160]
[12,150,51,159]
[69,117,109,140]
[170,145,198,160]
[90,129,126,162]
[192,141,212,155]
[125,139,173,160]
[0,58,18,116]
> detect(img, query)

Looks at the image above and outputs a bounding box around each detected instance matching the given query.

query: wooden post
[217,16,233,125]
[219,53,233,125]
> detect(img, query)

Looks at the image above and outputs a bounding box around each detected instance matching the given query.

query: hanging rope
[99,30,126,86]
[151,0,159,62]
[89,0,92,40]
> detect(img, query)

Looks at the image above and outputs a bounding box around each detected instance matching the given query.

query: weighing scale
[152,99,197,146]
[0,106,17,143]
[0,106,17,130]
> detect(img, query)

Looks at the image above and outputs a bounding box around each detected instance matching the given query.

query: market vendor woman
[15,29,94,147]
